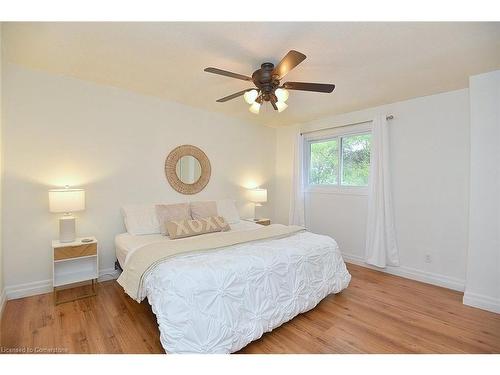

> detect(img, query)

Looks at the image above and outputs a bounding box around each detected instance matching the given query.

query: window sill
[305,186,368,196]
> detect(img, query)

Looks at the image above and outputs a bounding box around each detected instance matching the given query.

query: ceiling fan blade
[273,50,307,79]
[204,67,252,81]
[216,89,254,103]
[283,81,335,93]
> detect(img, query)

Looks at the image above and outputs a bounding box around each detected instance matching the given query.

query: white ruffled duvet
[142,230,351,353]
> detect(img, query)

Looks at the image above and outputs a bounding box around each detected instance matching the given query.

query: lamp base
[253,202,263,220]
[59,215,76,243]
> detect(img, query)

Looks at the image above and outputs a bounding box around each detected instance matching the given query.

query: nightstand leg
[53,279,98,306]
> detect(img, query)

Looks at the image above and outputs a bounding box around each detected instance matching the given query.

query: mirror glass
[175,155,202,184]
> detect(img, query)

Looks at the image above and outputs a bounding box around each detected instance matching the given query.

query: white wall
[275,89,470,291]
[0,24,5,313]
[2,63,276,298]
[463,70,500,313]
[274,125,297,225]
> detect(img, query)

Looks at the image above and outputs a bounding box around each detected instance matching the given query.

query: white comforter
[141,230,351,353]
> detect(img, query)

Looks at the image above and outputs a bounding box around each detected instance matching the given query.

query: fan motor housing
[252,62,280,100]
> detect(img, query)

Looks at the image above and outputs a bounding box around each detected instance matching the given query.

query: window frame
[304,125,371,196]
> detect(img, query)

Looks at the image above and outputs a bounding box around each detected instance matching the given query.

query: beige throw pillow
[190,201,218,220]
[156,203,191,235]
[166,216,231,239]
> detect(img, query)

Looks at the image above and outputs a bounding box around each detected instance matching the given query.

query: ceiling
[3,22,500,127]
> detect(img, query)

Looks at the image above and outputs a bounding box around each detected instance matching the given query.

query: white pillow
[216,199,240,224]
[121,205,161,235]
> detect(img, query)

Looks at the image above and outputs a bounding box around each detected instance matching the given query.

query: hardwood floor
[1,263,499,354]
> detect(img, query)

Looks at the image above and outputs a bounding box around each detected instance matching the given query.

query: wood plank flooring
[1,263,499,354]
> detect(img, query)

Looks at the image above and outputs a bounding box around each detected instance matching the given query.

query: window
[305,130,371,191]
[309,139,339,185]
[341,133,371,186]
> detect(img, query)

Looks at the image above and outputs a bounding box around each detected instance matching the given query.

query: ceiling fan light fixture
[275,88,289,102]
[249,102,261,114]
[276,101,288,113]
[243,89,259,104]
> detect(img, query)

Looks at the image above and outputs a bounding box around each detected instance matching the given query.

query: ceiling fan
[204,50,335,114]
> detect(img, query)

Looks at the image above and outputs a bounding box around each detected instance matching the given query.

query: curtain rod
[300,114,394,136]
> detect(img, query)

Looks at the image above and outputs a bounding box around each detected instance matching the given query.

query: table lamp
[248,188,267,220]
[49,186,85,243]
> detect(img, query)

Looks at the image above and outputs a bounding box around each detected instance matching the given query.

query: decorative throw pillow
[166,216,231,239]
[216,199,240,224]
[121,205,161,235]
[156,203,191,235]
[190,201,218,220]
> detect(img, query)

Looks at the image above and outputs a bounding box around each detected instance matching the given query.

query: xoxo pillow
[166,216,231,239]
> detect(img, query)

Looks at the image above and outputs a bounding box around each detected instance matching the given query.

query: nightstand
[52,237,98,305]
[244,218,271,226]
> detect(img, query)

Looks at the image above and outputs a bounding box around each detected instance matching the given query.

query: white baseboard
[98,267,121,282]
[342,253,465,292]
[5,267,121,301]
[463,292,500,314]
[5,279,52,300]
[0,288,7,318]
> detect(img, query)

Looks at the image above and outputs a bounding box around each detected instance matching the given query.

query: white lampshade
[244,89,259,104]
[276,101,288,113]
[248,188,267,204]
[49,188,85,213]
[275,88,289,102]
[249,102,261,114]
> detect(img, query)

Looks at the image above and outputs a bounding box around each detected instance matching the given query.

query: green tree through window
[341,134,371,186]
[309,139,338,184]
[308,133,371,187]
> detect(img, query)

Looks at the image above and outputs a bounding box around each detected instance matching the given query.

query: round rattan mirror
[165,145,211,194]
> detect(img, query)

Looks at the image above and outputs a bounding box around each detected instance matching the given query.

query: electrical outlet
[425,254,432,263]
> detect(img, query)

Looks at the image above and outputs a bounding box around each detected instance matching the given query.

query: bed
[115,206,351,354]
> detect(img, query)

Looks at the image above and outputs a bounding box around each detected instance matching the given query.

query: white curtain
[365,115,400,267]
[289,131,306,226]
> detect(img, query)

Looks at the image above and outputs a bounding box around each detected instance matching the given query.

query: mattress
[115,220,261,268]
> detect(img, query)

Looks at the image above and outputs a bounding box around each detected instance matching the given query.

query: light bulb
[275,88,289,102]
[276,101,288,113]
[249,102,261,114]
[244,89,259,104]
